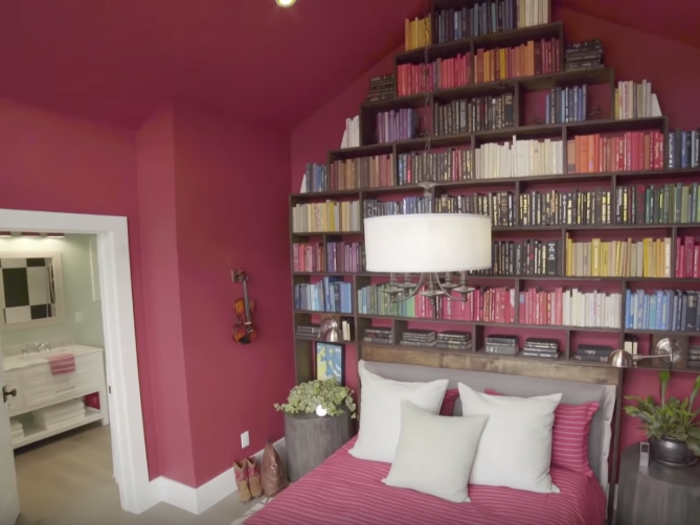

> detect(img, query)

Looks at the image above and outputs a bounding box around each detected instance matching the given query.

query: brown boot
[246,457,263,498]
[234,460,252,502]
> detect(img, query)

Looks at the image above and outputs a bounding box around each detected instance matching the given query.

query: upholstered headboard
[363,360,617,491]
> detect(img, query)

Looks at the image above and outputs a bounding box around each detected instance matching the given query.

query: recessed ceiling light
[276,0,296,6]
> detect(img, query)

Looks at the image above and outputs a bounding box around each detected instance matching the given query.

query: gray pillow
[382,400,487,503]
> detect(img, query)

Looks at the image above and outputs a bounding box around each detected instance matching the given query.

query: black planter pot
[651,436,699,468]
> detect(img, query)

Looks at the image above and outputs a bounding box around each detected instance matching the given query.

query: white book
[651,94,662,117]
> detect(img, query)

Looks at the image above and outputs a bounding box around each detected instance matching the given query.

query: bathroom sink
[3,344,102,371]
[3,354,45,370]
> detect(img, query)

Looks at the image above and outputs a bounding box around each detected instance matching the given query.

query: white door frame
[0,208,154,514]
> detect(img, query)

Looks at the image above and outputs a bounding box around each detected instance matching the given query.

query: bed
[243,359,618,525]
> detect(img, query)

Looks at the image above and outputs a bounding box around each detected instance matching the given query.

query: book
[432,0,550,44]
[625,290,700,332]
[341,116,360,149]
[485,335,518,346]
[576,345,614,357]
[366,75,396,103]
[565,39,603,72]
[521,350,560,359]
[524,338,559,351]
[485,344,519,356]
[292,242,364,273]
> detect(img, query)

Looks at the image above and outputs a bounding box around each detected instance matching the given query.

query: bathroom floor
[13,423,255,525]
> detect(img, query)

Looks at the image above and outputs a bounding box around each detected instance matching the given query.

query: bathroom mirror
[0,251,65,331]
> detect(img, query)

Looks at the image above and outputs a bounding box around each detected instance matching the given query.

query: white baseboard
[150,438,286,515]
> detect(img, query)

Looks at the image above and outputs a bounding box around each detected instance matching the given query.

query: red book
[685,236,695,278]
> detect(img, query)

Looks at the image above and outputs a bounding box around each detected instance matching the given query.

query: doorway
[0,209,152,522]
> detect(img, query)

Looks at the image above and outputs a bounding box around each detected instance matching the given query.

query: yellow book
[642,238,650,277]
[602,243,608,276]
[405,19,411,50]
[591,238,601,277]
[500,48,507,80]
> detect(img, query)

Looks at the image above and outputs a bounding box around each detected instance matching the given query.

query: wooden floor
[13,423,255,525]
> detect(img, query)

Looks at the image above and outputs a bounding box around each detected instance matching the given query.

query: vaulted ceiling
[0,0,696,130]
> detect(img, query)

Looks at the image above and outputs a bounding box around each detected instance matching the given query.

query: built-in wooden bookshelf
[289,0,700,385]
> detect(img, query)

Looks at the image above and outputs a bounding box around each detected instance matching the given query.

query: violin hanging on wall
[232,269,257,344]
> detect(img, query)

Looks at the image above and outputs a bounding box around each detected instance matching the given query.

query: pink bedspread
[245,438,606,525]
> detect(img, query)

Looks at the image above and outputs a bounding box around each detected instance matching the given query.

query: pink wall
[0,98,161,476]
[169,103,294,486]
[0,98,295,489]
[136,108,196,483]
[289,9,700,450]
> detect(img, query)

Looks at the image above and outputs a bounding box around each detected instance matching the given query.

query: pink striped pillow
[440,388,460,416]
[485,389,598,477]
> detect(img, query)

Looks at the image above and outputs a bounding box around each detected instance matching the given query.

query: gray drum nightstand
[284,410,351,482]
[616,443,700,525]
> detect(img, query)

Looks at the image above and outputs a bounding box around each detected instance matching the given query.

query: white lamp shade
[364,213,492,273]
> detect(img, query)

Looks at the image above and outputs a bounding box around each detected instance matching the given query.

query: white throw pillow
[349,361,448,463]
[457,382,562,493]
[383,400,488,502]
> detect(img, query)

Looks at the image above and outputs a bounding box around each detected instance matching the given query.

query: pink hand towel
[47,353,76,375]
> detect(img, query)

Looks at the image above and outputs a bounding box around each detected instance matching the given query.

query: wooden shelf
[295,335,356,344]
[362,68,613,113]
[396,22,564,63]
[328,116,663,159]
[360,343,623,383]
[363,343,700,373]
[357,314,623,333]
[490,224,684,232]
[12,408,102,450]
[294,310,700,338]
[294,310,354,317]
[290,223,697,236]
[291,166,700,200]
[290,231,363,236]
[293,272,699,283]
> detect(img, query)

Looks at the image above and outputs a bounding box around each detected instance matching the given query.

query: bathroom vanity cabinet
[3,345,108,449]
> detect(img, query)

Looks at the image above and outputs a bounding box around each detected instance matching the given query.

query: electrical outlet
[75,312,84,324]
[241,431,250,448]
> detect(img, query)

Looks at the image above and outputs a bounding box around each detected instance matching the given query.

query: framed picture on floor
[315,342,344,385]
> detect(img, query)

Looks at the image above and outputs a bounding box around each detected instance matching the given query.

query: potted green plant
[274,379,357,482]
[274,378,357,418]
[624,371,700,468]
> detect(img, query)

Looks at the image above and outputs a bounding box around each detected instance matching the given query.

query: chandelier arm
[393,272,427,302]
[434,273,470,301]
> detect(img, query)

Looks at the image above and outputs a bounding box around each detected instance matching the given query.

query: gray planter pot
[284,409,351,482]
[651,436,699,468]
